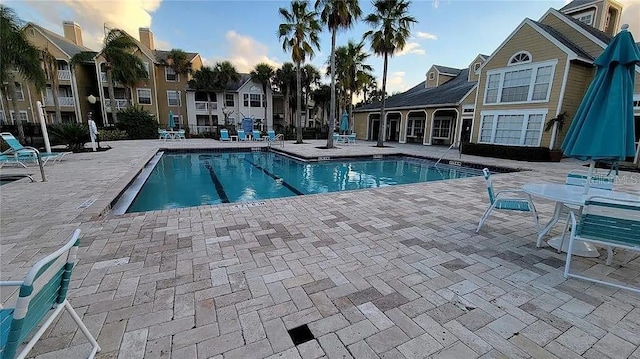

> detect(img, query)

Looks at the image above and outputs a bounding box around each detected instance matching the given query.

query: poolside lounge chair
[158,129,169,140]
[220,129,231,141]
[1,132,70,165]
[238,130,248,141]
[348,133,356,144]
[0,154,27,168]
[0,229,101,358]
[252,130,262,141]
[476,168,539,233]
[267,130,276,141]
[176,129,186,141]
[562,196,640,293]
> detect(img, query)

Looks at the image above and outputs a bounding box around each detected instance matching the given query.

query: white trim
[385,111,403,142]
[428,72,435,80]
[9,110,29,123]
[167,90,181,107]
[429,108,458,145]
[508,51,532,65]
[550,55,572,149]
[70,68,82,123]
[136,88,152,105]
[572,9,596,26]
[143,62,150,78]
[483,59,557,105]
[540,9,608,48]
[478,109,548,147]
[165,67,179,82]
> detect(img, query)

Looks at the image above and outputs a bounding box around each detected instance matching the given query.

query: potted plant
[544,112,567,162]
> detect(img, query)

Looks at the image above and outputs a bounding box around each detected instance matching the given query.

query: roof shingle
[31,23,95,58]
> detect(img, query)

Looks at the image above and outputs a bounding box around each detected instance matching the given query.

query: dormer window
[428,72,435,80]
[473,62,481,72]
[508,51,532,66]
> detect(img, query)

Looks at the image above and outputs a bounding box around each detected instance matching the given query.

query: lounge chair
[176,129,186,141]
[0,154,27,168]
[0,229,101,358]
[238,130,248,141]
[1,132,70,165]
[267,130,276,141]
[158,129,169,140]
[220,129,231,141]
[348,133,356,145]
[252,130,262,141]
[562,196,640,293]
[476,168,539,233]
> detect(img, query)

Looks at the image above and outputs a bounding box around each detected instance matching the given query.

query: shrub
[99,129,129,141]
[49,123,89,152]
[116,106,158,139]
[461,142,552,162]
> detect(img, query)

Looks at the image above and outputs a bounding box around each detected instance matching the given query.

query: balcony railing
[192,125,216,135]
[57,70,71,81]
[104,99,129,112]
[44,97,75,107]
[195,101,217,113]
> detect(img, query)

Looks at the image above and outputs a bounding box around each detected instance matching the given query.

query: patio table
[523,182,640,257]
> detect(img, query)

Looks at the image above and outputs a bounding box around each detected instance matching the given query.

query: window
[479,110,546,146]
[250,94,261,107]
[137,88,152,105]
[428,72,435,80]
[143,62,150,78]
[167,90,181,107]
[6,82,25,101]
[473,62,481,72]
[243,94,249,107]
[406,117,424,137]
[165,67,178,82]
[577,13,593,25]
[484,61,555,104]
[432,118,451,139]
[508,51,531,65]
[9,111,28,123]
[225,93,234,107]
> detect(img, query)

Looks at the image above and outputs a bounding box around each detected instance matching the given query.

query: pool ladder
[268,133,285,148]
[434,141,462,167]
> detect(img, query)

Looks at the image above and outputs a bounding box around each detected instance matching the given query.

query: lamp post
[87,95,100,149]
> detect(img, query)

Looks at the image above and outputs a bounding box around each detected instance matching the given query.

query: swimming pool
[118,151,485,213]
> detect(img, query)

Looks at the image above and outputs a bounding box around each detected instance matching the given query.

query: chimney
[139,28,155,50]
[63,21,83,46]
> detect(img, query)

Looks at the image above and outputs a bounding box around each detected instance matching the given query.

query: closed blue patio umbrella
[168,111,175,130]
[561,24,640,192]
[340,111,349,134]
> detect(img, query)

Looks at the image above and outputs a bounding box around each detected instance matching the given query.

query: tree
[358,72,377,104]
[278,0,321,144]
[41,48,62,124]
[301,64,320,127]
[188,66,217,127]
[274,63,296,130]
[334,40,372,132]
[364,0,416,147]
[212,61,240,126]
[311,84,331,126]
[163,49,192,126]
[0,5,46,142]
[250,63,275,129]
[315,0,361,147]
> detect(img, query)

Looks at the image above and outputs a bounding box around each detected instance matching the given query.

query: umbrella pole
[583,160,595,194]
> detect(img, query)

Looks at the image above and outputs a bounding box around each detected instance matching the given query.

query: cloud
[416,31,437,40]
[619,0,640,39]
[397,42,425,56]
[18,0,165,51]
[213,30,281,72]
[432,0,440,8]
[385,71,409,93]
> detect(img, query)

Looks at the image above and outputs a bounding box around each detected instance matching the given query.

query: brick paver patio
[1,139,639,358]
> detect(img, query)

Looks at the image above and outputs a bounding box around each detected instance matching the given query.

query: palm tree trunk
[6,76,25,142]
[106,69,118,124]
[207,92,213,128]
[327,28,337,148]
[296,62,302,144]
[284,86,290,133]
[377,53,388,147]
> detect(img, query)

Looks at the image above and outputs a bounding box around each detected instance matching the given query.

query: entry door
[461,119,472,143]
[388,120,398,141]
[371,120,380,140]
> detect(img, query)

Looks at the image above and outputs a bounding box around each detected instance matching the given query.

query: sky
[5,0,640,94]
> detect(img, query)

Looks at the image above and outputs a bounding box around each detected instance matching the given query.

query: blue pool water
[125,151,484,213]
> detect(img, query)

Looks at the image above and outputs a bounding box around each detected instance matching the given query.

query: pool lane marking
[243,159,304,196]
[203,162,230,203]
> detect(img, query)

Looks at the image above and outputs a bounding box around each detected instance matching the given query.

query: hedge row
[461,142,561,162]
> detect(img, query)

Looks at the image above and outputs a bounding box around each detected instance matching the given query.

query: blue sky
[6,0,640,93]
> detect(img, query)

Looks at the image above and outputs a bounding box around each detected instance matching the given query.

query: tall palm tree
[188,66,217,127]
[163,49,192,125]
[41,48,62,124]
[315,0,361,147]
[250,63,275,129]
[0,5,46,142]
[278,0,321,144]
[311,84,331,127]
[301,64,320,127]
[358,72,377,104]
[274,63,296,130]
[334,40,372,131]
[364,0,416,147]
[213,61,240,126]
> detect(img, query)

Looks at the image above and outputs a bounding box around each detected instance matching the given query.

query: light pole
[87,95,100,149]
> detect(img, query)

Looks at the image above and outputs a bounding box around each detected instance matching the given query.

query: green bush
[461,142,552,162]
[49,123,89,152]
[116,106,158,139]
[99,129,129,141]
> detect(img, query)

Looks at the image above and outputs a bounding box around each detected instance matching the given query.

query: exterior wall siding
[554,62,594,148]
[540,13,605,57]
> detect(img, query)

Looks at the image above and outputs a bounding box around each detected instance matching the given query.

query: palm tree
[213,61,240,126]
[250,63,275,129]
[335,40,372,131]
[163,49,192,125]
[274,63,296,130]
[0,5,46,142]
[315,0,361,147]
[278,0,321,144]
[311,84,331,127]
[358,72,377,104]
[188,66,217,127]
[301,64,320,127]
[364,0,416,147]
[41,48,62,124]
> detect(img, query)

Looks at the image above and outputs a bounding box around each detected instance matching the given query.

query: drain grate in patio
[287,324,314,346]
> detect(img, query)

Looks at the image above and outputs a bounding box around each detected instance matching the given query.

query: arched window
[508,51,532,65]
[428,72,435,80]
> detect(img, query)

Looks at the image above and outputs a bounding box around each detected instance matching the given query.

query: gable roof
[186,73,253,92]
[355,68,475,112]
[433,65,461,76]
[93,29,157,63]
[555,10,612,45]
[154,50,199,64]
[532,21,595,60]
[29,23,95,58]
[560,0,599,12]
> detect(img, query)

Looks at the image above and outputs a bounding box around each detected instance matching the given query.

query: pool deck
[1,138,640,359]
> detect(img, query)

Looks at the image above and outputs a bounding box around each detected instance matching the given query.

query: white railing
[195,101,217,113]
[104,99,128,111]
[57,70,71,81]
[45,97,75,107]
[192,125,215,134]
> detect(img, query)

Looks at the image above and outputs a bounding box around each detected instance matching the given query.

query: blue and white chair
[252,130,262,141]
[563,196,640,293]
[0,229,101,358]
[267,130,276,141]
[158,129,169,141]
[220,129,231,141]
[476,168,539,233]
[176,129,186,141]
[1,132,70,165]
[238,130,248,141]
[348,133,356,145]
